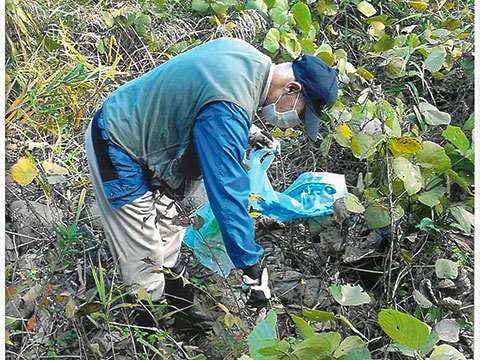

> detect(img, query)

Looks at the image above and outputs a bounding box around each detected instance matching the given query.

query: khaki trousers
[86,124,185,301]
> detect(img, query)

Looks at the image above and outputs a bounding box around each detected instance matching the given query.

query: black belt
[91,109,119,182]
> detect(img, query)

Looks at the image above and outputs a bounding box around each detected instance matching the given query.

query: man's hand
[248,124,278,152]
[243,267,271,309]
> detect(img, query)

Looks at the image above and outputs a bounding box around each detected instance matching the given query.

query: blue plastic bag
[184,148,348,275]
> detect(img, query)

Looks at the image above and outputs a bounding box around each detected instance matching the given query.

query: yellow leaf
[250,194,266,202]
[350,136,361,155]
[357,68,375,80]
[409,0,428,11]
[66,297,76,318]
[137,286,148,301]
[444,1,454,9]
[42,162,69,175]
[432,72,445,79]
[224,22,235,29]
[368,21,385,37]
[75,108,84,128]
[271,128,285,137]
[317,52,336,66]
[217,303,230,314]
[250,211,262,219]
[272,128,302,137]
[358,1,377,16]
[5,331,13,346]
[11,157,38,185]
[390,137,423,155]
[336,123,353,139]
[77,302,103,316]
[385,57,404,78]
[401,251,413,265]
[234,316,243,329]
[327,25,339,36]
[333,49,347,61]
[224,312,235,328]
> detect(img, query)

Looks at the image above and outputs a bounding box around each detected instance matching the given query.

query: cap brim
[304,105,322,141]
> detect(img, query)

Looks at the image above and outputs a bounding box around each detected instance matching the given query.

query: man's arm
[193,101,264,270]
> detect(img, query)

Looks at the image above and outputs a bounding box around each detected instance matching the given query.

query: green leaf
[97,39,105,54]
[5,317,18,326]
[463,112,474,131]
[291,1,312,33]
[191,0,209,13]
[103,11,114,27]
[258,340,290,356]
[418,186,446,207]
[374,35,396,52]
[321,332,342,353]
[136,13,152,26]
[300,39,316,55]
[292,332,340,358]
[264,0,275,8]
[77,301,103,316]
[37,36,62,50]
[357,1,377,17]
[247,310,278,360]
[292,315,315,339]
[364,206,391,229]
[392,157,423,195]
[281,31,301,58]
[263,28,280,53]
[449,206,474,233]
[333,336,365,358]
[424,46,446,73]
[435,259,459,279]
[365,14,388,24]
[331,284,371,306]
[378,309,430,350]
[302,309,336,322]
[317,0,338,16]
[271,0,294,26]
[350,132,385,159]
[446,169,472,195]
[189,354,207,360]
[344,193,365,213]
[415,141,451,172]
[420,331,440,355]
[442,126,470,154]
[418,102,451,126]
[392,205,404,221]
[338,347,371,360]
[211,0,230,15]
[246,0,269,16]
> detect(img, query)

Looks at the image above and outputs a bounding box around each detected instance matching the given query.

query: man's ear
[284,81,302,94]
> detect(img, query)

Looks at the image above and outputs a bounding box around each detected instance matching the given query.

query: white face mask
[261,92,301,128]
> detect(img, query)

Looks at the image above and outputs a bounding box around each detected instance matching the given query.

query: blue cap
[292,55,338,141]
